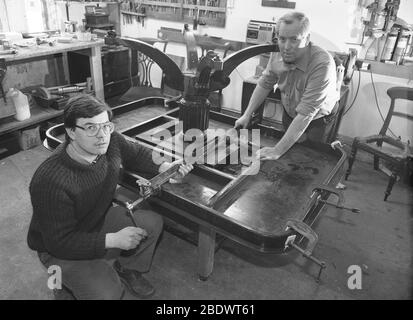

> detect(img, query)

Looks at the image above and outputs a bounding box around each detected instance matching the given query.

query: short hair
[274,11,310,38]
[63,94,113,141]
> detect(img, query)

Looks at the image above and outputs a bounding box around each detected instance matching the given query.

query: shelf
[157,27,245,52]
[0,106,63,136]
[261,0,296,8]
[120,10,146,17]
[183,4,226,12]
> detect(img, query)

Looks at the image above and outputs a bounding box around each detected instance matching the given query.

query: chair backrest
[380,87,413,136]
[135,38,168,88]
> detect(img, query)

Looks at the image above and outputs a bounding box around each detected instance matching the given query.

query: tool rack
[139,0,227,28]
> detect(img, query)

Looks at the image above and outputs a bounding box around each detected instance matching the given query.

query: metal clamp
[312,185,360,214]
[112,196,144,227]
[136,177,154,199]
[330,140,343,150]
[285,219,326,282]
[285,219,319,257]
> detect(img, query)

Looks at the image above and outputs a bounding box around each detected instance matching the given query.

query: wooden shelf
[0,106,63,136]
[261,0,296,8]
[120,10,146,17]
[158,27,245,52]
[141,0,182,8]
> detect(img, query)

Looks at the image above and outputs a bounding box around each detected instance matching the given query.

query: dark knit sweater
[27,131,160,260]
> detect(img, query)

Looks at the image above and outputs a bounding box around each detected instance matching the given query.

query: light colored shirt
[258,42,338,120]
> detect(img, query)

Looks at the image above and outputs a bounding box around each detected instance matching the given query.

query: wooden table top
[1,38,105,63]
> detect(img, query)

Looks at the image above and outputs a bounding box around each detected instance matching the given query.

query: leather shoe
[113,261,155,298]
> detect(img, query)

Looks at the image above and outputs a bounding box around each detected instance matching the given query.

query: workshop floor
[0,106,411,300]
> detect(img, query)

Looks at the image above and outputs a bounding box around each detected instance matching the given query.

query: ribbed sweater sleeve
[113,131,161,175]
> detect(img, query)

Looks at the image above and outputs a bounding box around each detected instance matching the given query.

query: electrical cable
[343,69,361,117]
[369,69,397,138]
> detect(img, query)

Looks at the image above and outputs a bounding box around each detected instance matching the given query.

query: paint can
[6,88,30,121]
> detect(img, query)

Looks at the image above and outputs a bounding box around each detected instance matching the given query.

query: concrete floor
[0,107,411,300]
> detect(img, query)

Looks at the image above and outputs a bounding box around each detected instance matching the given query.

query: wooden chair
[345,86,413,201]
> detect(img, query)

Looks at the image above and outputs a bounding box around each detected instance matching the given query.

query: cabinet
[68,45,138,99]
[140,0,227,28]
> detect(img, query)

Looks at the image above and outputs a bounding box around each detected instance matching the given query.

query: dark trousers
[282,105,338,144]
[38,205,163,300]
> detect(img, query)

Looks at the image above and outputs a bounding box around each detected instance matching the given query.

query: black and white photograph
[0,0,411,304]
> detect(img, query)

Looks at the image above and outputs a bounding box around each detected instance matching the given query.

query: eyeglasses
[75,122,114,137]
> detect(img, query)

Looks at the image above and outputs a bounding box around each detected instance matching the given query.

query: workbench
[1,38,105,102]
[44,97,349,281]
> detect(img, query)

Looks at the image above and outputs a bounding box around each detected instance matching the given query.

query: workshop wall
[0,1,9,32]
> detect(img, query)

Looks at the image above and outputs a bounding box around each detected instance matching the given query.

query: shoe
[113,261,155,299]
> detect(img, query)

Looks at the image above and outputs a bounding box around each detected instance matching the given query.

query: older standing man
[235,11,338,160]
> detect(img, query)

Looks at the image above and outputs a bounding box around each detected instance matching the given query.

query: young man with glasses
[27,94,192,299]
[235,11,338,160]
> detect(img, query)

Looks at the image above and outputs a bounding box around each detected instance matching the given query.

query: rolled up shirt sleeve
[295,61,337,118]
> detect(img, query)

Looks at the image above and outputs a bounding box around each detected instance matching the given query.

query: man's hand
[159,159,193,183]
[256,147,281,161]
[106,226,148,250]
[234,114,251,129]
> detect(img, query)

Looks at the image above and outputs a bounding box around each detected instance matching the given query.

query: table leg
[197,225,216,281]
[89,46,104,102]
[62,52,70,84]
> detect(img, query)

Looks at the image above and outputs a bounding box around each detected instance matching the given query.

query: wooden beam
[261,0,296,9]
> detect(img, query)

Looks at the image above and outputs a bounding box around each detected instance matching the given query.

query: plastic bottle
[7,88,31,121]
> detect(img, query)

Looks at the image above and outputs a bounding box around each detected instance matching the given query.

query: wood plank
[2,39,105,63]
[158,28,244,52]
[261,0,296,8]
[197,225,216,280]
[89,45,104,102]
